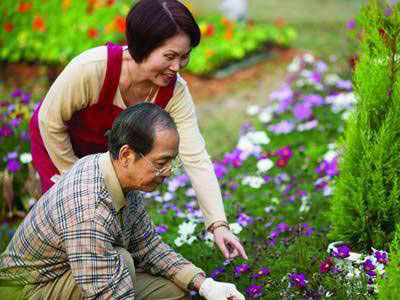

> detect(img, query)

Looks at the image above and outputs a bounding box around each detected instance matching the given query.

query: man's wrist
[188,272,206,291]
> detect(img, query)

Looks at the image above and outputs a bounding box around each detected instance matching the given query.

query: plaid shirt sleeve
[127,192,204,291]
[60,215,134,299]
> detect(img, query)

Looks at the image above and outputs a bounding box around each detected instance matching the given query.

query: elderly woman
[29,0,247,260]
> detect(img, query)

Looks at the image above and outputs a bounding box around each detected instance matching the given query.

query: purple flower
[0,125,13,138]
[315,161,328,175]
[9,118,21,128]
[263,175,272,183]
[251,267,270,279]
[289,273,307,288]
[326,158,339,176]
[238,213,254,227]
[276,146,293,160]
[303,94,324,107]
[268,120,295,134]
[332,245,350,259]
[7,159,20,173]
[347,19,356,30]
[20,131,30,141]
[293,103,312,121]
[320,258,333,273]
[276,222,289,232]
[363,259,376,276]
[234,264,250,277]
[210,267,225,279]
[245,284,263,298]
[7,229,16,236]
[21,92,32,104]
[384,7,393,16]
[269,230,280,238]
[310,72,322,84]
[214,163,228,179]
[223,149,243,168]
[11,88,23,98]
[374,251,388,265]
[155,224,168,235]
[302,223,315,236]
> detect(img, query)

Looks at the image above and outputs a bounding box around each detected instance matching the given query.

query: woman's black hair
[125,0,201,63]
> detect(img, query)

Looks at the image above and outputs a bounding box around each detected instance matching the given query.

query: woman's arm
[165,78,227,229]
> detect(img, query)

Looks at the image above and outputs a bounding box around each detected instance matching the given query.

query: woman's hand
[213,226,248,260]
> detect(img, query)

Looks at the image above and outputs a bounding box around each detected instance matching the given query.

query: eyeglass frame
[138,152,183,177]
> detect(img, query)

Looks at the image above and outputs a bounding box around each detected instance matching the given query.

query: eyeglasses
[139,153,183,177]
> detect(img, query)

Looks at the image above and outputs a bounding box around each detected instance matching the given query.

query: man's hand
[213,226,248,259]
[199,278,245,300]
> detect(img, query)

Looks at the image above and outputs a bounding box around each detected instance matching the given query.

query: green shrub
[328,0,400,249]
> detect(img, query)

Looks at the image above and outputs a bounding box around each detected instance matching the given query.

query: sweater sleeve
[38,52,104,174]
[165,78,227,229]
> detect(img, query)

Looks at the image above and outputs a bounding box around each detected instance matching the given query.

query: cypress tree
[328,0,400,249]
[377,224,400,299]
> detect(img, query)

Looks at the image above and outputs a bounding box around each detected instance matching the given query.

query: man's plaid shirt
[0,153,203,299]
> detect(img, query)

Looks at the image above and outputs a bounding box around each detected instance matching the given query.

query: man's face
[123,128,179,193]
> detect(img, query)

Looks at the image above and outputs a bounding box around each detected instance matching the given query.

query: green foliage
[328,0,400,250]
[0,0,296,75]
[377,224,400,300]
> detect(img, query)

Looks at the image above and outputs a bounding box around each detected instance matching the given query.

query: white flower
[185,188,196,197]
[341,110,352,120]
[246,131,270,145]
[204,232,215,247]
[299,195,310,213]
[323,150,338,162]
[246,105,260,116]
[287,56,301,72]
[258,110,272,123]
[303,53,315,64]
[328,143,336,150]
[163,192,174,202]
[154,195,163,202]
[257,158,273,172]
[237,136,261,154]
[271,197,279,204]
[229,223,243,234]
[325,74,341,85]
[242,176,264,189]
[174,236,185,247]
[186,236,197,245]
[178,221,197,236]
[19,153,32,164]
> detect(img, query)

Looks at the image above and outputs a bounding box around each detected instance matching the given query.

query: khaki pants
[19,247,189,300]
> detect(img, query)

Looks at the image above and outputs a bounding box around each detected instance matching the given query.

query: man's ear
[118,145,136,167]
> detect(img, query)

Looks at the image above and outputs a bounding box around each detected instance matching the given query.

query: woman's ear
[118,145,136,167]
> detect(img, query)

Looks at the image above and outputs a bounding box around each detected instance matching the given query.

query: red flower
[275,17,286,28]
[276,159,288,168]
[18,2,32,13]
[4,22,13,32]
[106,0,115,6]
[205,24,215,37]
[32,16,45,31]
[87,27,98,39]
[114,16,126,33]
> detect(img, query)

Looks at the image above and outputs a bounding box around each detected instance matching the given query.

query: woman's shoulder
[70,46,108,67]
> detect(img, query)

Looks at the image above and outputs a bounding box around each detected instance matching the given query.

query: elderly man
[0,103,244,300]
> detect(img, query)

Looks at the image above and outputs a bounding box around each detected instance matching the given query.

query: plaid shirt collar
[99,152,126,212]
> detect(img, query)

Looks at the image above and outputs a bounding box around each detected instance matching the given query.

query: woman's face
[139,33,192,86]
